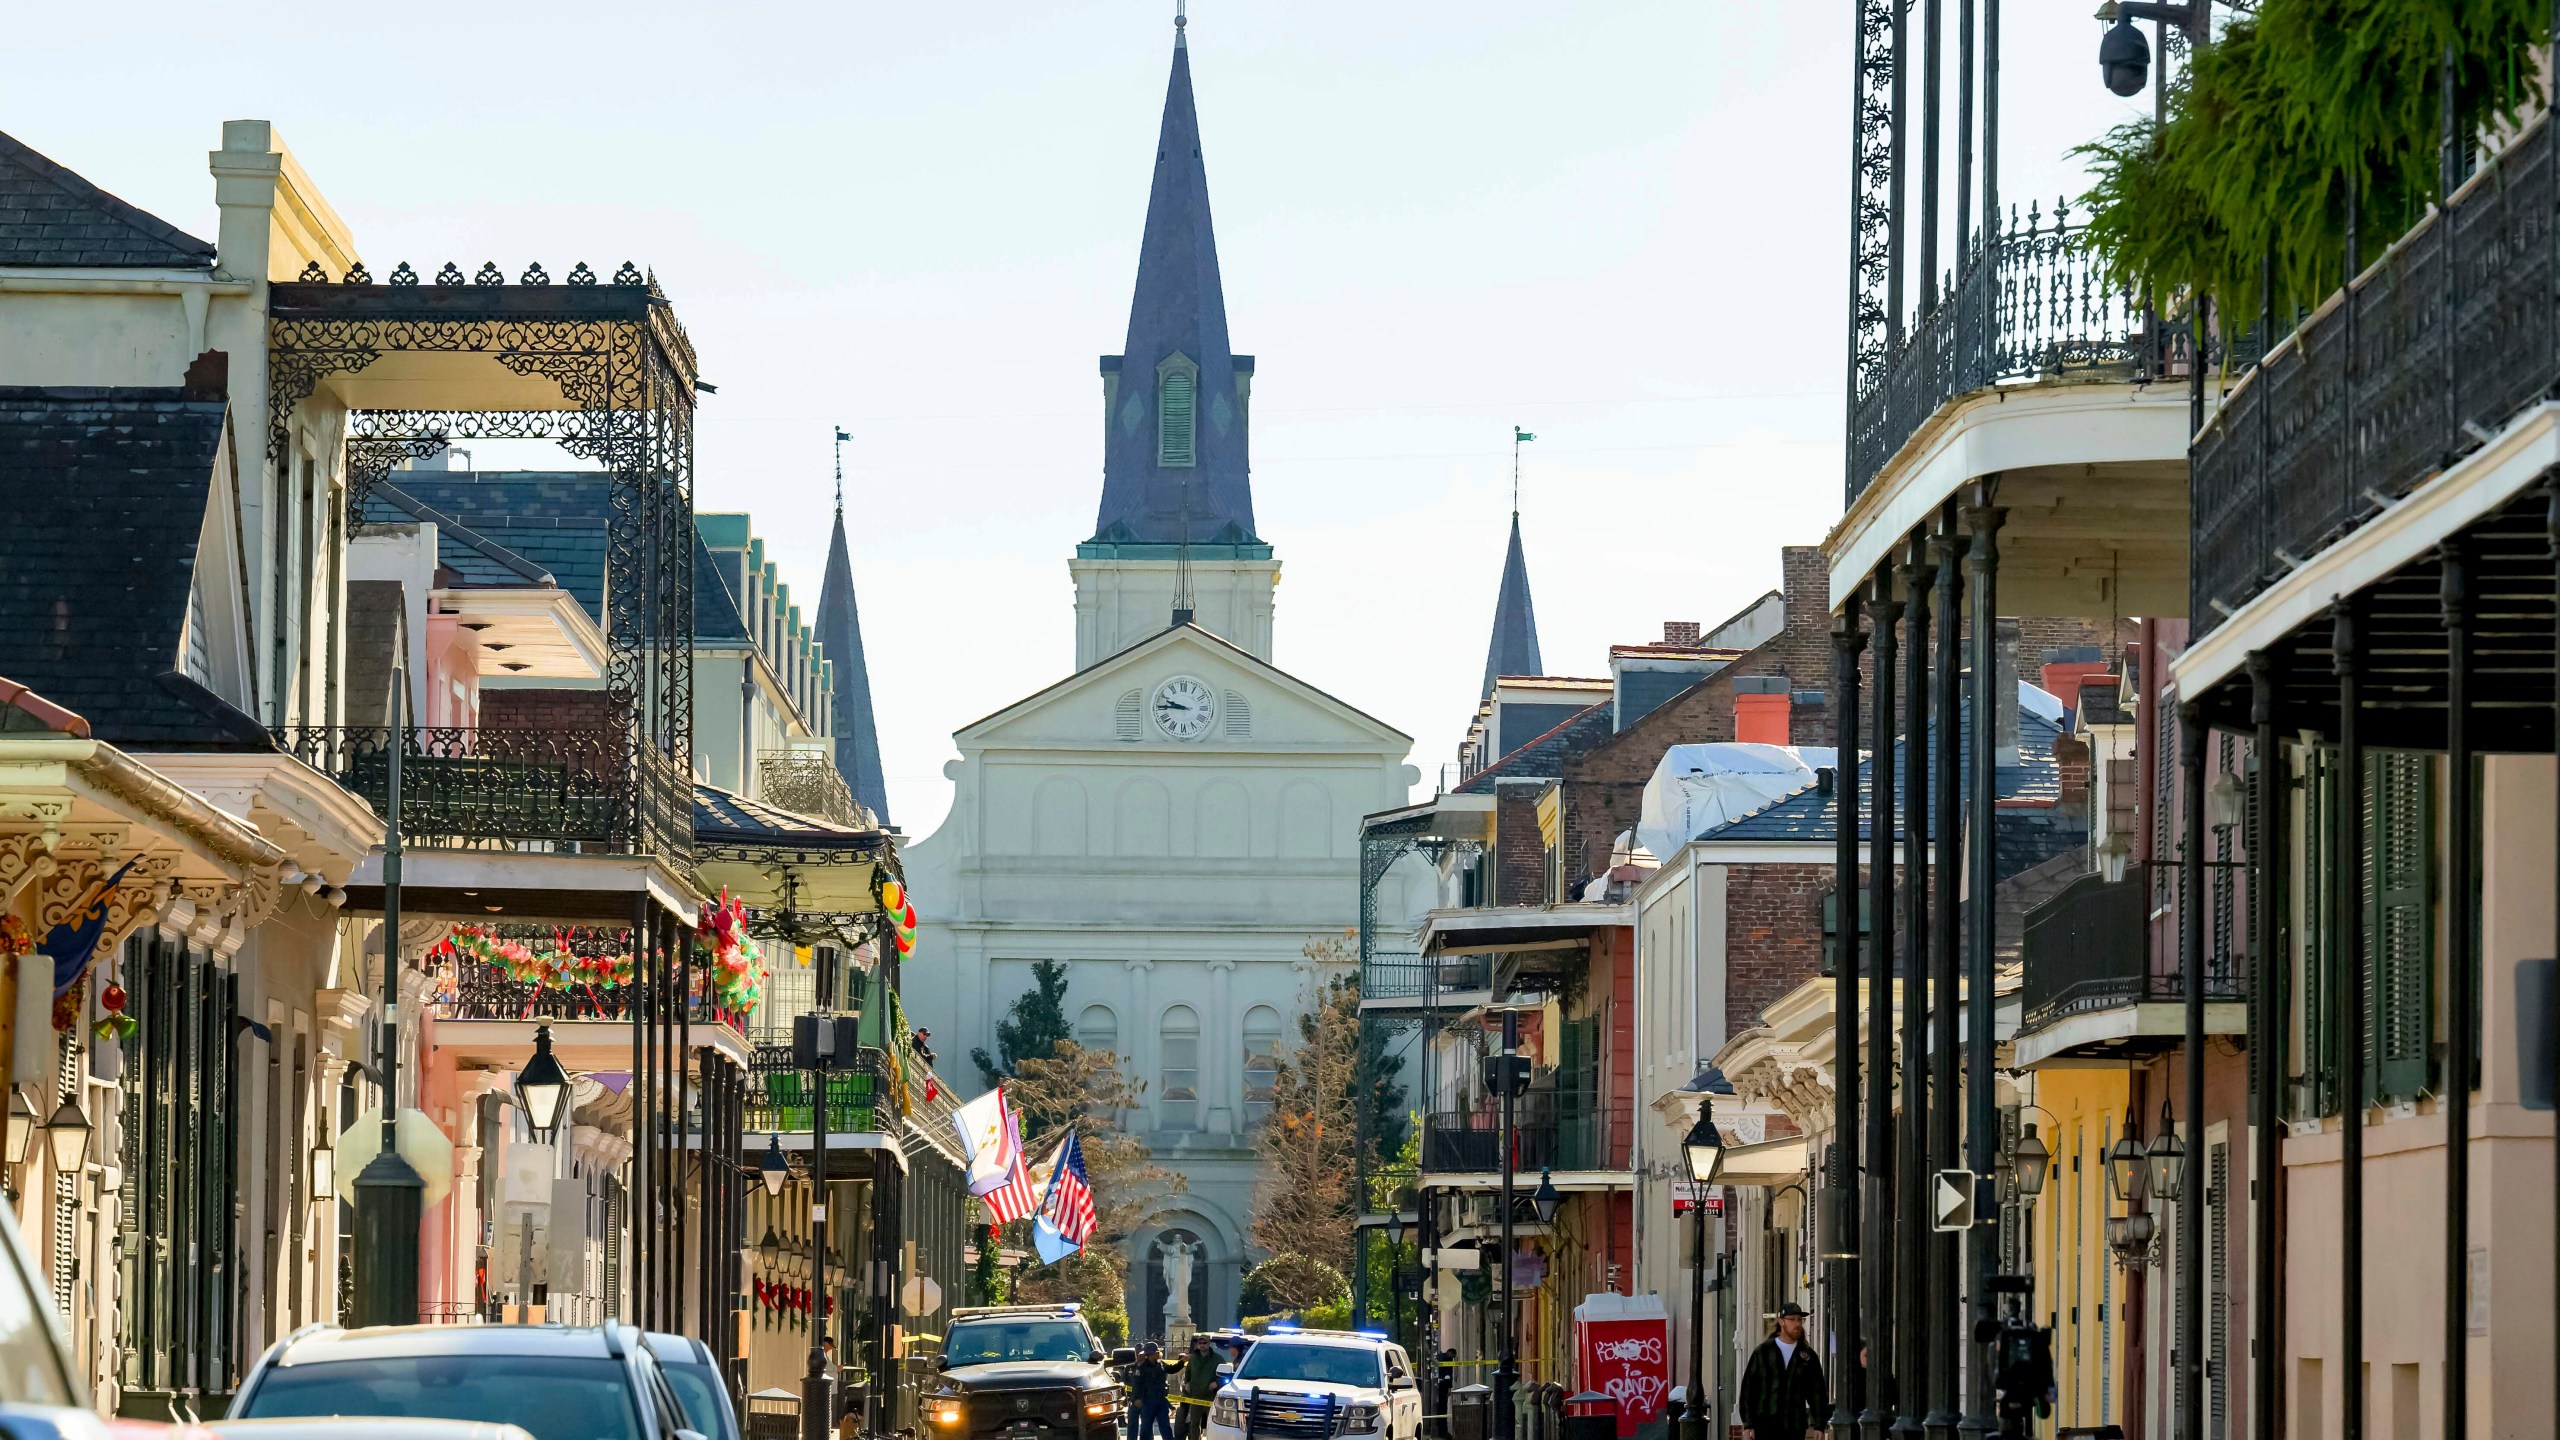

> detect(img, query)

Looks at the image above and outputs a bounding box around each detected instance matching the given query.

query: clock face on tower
[1151,675,1218,740]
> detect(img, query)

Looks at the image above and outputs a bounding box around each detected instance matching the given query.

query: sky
[3,1,2150,831]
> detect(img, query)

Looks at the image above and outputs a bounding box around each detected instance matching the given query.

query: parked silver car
[230,1325,705,1440]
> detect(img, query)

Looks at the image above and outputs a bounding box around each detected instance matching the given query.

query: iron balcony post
[2179,705,2207,1440]
[2441,546,2474,1440]
[2334,604,2366,1440]
[2246,654,2282,1440]
[1961,495,2003,1440]
[1925,514,1965,1440]
[1831,602,1870,1440]
[1893,536,1934,1440]
[1862,574,1904,1440]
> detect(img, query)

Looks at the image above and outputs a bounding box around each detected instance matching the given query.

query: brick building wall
[1494,786,1547,904]
[1723,861,1830,1037]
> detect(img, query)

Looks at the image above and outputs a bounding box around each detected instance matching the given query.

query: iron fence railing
[433,959,750,1037]
[745,1042,891,1135]
[1420,1079,1627,1175]
[2191,115,2555,636]
[2018,864,2247,1033]
[1360,952,1494,1005]
[276,724,692,857]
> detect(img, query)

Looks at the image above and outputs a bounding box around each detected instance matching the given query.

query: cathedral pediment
[952,622,1410,753]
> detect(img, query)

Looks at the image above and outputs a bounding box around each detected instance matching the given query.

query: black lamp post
[518,1025,572,1140]
[1481,1010,1532,1440]
[1386,1210,1407,1350]
[1682,1103,1725,1440]
[353,663,425,1327]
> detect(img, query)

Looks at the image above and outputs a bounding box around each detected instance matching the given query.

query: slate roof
[1090,22,1257,548]
[0,130,215,268]
[694,531,751,643]
[1456,699,1613,794]
[1481,511,1543,698]
[360,471,611,620]
[0,387,270,749]
[1700,701,2077,884]
[815,504,890,823]
[364,482,555,589]
[692,781,888,853]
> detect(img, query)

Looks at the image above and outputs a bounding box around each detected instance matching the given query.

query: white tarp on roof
[1636,743,1838,859]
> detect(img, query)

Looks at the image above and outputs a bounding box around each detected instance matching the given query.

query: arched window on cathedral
[1242,1006,1283,1129]
[1158,365,1196,468]
[1077,1004,1120,1059]
[1160,1005,1201,1131]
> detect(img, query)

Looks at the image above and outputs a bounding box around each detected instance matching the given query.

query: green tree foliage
[2077,0,2544,325]
[973,958,1073,1088]
[968,1221,1007,1306]
[1003,1038,1181,1344]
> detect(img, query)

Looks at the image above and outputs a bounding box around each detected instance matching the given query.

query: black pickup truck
[924,1305,1122,1440]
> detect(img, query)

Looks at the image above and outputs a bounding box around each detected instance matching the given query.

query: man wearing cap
[1736,1302,1827,1440]
[1128,1340,1178,1440]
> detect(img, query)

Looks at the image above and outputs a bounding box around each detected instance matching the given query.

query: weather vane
[833,426,851,512]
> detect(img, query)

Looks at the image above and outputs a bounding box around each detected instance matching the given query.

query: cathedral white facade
[899,17,1418,1332]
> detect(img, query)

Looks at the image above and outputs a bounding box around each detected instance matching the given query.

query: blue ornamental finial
[1176,0,1186,38]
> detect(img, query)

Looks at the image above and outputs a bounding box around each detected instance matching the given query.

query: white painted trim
[2010,1000,2249,1070]
[1828,381,2197,606]
[2174,401,2560,696]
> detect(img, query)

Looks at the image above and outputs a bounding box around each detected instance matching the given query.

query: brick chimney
[1663,620,1701,647]
[1733,676,1791,745]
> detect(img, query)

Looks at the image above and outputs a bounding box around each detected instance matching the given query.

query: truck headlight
[1345,1405,1383,1432]
[1084,1389,1119,1418]
[930,1400,967,1428]
[1209,1397,1240,1427]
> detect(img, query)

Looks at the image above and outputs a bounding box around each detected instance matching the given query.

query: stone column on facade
[1207,956,1236,1139]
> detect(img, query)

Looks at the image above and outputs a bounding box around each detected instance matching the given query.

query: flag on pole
[953,1086,1019,1198]
[981,1108,1042,1223]
[1039,1128,1097,1245]
[1514,428,1536,443]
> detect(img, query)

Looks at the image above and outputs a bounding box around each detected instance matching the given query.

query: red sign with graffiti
[1573,1313,1670,1436]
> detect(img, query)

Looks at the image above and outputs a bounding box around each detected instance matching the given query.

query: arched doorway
[1140,1227,1214,1346]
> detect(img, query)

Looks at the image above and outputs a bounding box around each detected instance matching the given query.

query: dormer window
[1157,353,1198,467]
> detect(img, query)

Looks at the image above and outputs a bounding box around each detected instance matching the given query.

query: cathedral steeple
[1091,15,1256,549]
[1481,510,1544,698]
[819,431,890,824]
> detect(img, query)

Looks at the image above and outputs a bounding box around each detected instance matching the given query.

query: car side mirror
[936,1355,951,1371]
[1089,1351,1106,1365]
[1112,1348,1138,1367]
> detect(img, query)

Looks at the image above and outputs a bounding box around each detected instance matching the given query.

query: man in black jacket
[1736,1303,1827,1440]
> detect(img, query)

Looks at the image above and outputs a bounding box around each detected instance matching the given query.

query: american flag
[981,1106,1042,1223]
[1037,1129,1097,1244]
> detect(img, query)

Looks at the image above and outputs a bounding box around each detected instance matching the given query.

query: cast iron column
[1961,496,2003,1440]
[1495,1007,1522,1440]
[351,671,424,1326]
[1892,535,1933,1440]
[806,1035,833,1440]
[632,895,652,1329]
[2246,654,2283,1440]
[2179,706,2207,1440]
[1863,574,1903,1440]
[2442,546,2474,1440]
[1925,516,1965,1440]
[1832,602,1870,1440]
[2334,604,2366,1440]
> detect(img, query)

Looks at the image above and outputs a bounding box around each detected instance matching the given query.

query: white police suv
[1203,1328,1421,1440]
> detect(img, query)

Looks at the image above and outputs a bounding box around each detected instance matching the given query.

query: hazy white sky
[5,1,2146,829]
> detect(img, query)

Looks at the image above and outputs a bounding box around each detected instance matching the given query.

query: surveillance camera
[2100,16,2150,97]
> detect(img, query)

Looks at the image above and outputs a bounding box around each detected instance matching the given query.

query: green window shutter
[1158,369,1196,466]
[2365,752,2435,1104]
[2296,745,2339,1120]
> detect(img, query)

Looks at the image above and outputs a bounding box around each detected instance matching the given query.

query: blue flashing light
[1061,1302,1082,1313]
[1356,1330,1389,1341]
[1268,1322,1299,1333]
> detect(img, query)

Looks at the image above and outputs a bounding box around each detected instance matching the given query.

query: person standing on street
[1129,1340,1177,1440]
[1736,1303,1827,1440]
[1177,1334,1222,1440]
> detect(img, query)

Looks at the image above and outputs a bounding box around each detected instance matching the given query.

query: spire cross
[833,426,851,513]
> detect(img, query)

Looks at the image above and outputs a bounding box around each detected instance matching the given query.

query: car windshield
[1233,1344,1381,1389]
[243,1355,644,1440]
[660,1363,733,1440]
[944,1321,1091,1365]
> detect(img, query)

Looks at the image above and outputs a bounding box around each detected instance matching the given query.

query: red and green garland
[696,890,766,1012]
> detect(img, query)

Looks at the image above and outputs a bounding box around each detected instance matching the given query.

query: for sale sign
[1572,1293,1671,1437]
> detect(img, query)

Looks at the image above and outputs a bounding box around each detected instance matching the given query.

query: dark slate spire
[817,501,890,824]
[1481,511,1543,697]
[1091,18,1257,548]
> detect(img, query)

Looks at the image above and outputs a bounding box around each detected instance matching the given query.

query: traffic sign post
[1933,1169,1976,1232]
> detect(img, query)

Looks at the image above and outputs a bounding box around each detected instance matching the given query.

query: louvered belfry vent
[1159,369,1196,467]
[1117,689,1145,740]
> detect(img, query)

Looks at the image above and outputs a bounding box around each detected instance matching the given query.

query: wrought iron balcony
[745,1041,893,1136]
[1359,952,1494,1005]
[1850,206,2175,501]
[2190,117,2555,637]
[432,956,750,1037]
[275,724,690,856]
[2017,864,2246,1035]
[1420,1077,1627,1176]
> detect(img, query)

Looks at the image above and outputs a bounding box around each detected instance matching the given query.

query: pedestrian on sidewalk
[1736,1303,1827,1440]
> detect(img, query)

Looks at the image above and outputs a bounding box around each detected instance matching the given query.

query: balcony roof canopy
[1419,902,1632,957]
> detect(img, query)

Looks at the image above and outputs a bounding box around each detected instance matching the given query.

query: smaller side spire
[1482,511,1543,698]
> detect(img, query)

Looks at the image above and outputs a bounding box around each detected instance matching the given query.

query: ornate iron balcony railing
[1850,206,2172,501]
[275,724,690,856]
[2018,864,2247,1034]
[745,1041,891,1136]
[432,957,750,1037]
[1420,1077,1627,1175]
[2191,115,2554,638]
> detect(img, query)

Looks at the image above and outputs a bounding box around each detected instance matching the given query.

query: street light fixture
[1682,1106,1726,1184]
[758,1225,786,1268]
[1531,1171,1562,1226]
[760,1134,789,1197]
[1680,1099,1724,1440]
[2010,1123,2051,1200]
[6,1088,37,1168]
[2146,1099,2186,1204]
[43,1097,88,1173]
[311,1132,335,1198]
[2105,1113,2147,1205]
[516,1024,571,1140]
[2206,769,2247,831]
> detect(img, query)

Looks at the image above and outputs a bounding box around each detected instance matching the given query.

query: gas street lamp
[516,1024,571,1140]
[43,1097,89,1173]
[1681,1101,1725,1440]
[2009,1124,2051,1200]
[2146,1099,2186,1204]
[2105,1113,2147,1205]
[760,1133,789,1197]
[1530,1171,1562,1227]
